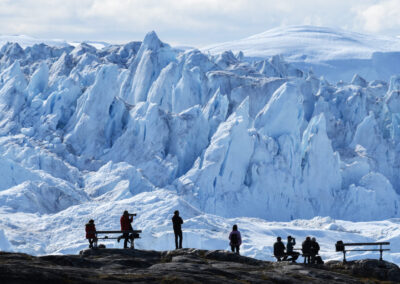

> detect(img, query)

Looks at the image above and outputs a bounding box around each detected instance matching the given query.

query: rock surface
[1,248,399,283]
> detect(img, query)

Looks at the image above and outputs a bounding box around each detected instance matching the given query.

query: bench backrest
[336,241,390,252]
[342,242,390,246]
[96,230,142,234]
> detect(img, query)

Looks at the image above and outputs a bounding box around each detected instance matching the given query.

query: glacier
[1,26,400,263]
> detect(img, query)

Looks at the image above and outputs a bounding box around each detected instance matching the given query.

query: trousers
[174,230,182,249]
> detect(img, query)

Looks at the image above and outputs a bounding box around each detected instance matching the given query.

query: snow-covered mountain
[0,34,111,50]
[203,26,400,82]
[0,35,71,48]
[1,27,400,263]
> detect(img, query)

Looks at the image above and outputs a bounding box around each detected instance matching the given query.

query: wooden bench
[94,230,142,249]
[273,249,301,262]
[293,249,320,264]
[335,241,390,262]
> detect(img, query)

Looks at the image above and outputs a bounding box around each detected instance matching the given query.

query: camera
[128,213,137,216]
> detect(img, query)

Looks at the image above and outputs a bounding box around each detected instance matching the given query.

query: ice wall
[0,31,399,227]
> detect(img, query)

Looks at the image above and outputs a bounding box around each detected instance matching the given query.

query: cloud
[0,0,399,45]
[355,0,400,34]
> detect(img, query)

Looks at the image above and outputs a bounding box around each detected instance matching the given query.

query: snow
[0,27,400,264]
[202,25,400,62]
[0,35,110,50]
[202,25,400,82]
[0,35,70,48]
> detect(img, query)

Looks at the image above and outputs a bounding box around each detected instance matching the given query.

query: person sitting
[273,237,286,261]
[310,237,321,264]
[302,236,312,264]
[229,224,242,255]
[85,219,97,248]
[118,210,134,249]
[286,236,299,262]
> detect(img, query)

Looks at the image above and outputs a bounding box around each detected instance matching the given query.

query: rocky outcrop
[1,249,400,283]
[326,259,400,282]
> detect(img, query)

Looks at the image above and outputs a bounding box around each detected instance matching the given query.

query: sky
[0,0,400,47]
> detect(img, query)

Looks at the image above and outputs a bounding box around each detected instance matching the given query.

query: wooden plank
[96,230,142,234]
[97,237,141,240]
[348,248,390,251]
[342,242,390,246]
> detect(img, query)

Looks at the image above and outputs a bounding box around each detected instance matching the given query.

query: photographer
[286,236,299,262]
[118,210,135,249]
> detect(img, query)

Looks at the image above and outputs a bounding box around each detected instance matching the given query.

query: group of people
[172,212,243,255]
[86,211,321,264]
[85,210,136,249]
[274,236,322,264]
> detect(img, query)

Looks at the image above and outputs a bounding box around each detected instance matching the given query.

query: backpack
[316,256,324,264]
[335,240,344,252]
[231,233,238,245]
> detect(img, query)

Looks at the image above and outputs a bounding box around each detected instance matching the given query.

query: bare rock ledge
[1,248,399,283]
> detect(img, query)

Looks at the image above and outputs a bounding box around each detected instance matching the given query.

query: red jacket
[85,223,96,239]
[120,215,133,231]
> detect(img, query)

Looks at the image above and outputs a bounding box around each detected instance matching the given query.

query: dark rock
[326,259,400,282]
[1,250,399,283]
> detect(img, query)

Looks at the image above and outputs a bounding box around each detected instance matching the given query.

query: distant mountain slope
[0,35,110,49]
[0,35,70,48]
[202,25,400,62]
[202,26,400,81]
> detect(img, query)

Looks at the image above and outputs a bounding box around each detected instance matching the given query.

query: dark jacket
[287,238,296,253]
[311,241,320,255]
[85,223,96,239]
[120,215,133,231]
[274,241,285,256]
[229,230,242,246]
[172,215,183,232]
[302,239,312,254]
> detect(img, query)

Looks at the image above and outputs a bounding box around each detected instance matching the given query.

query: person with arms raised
[118,210,134,249]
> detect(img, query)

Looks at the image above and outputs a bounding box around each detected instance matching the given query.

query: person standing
[85,219,97,248]
[229,224,242,255]
[273,237,286,261]
[302,236,312,264]
[310,237,321,264]
[118,210,133,249]
[172,210,183,249]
